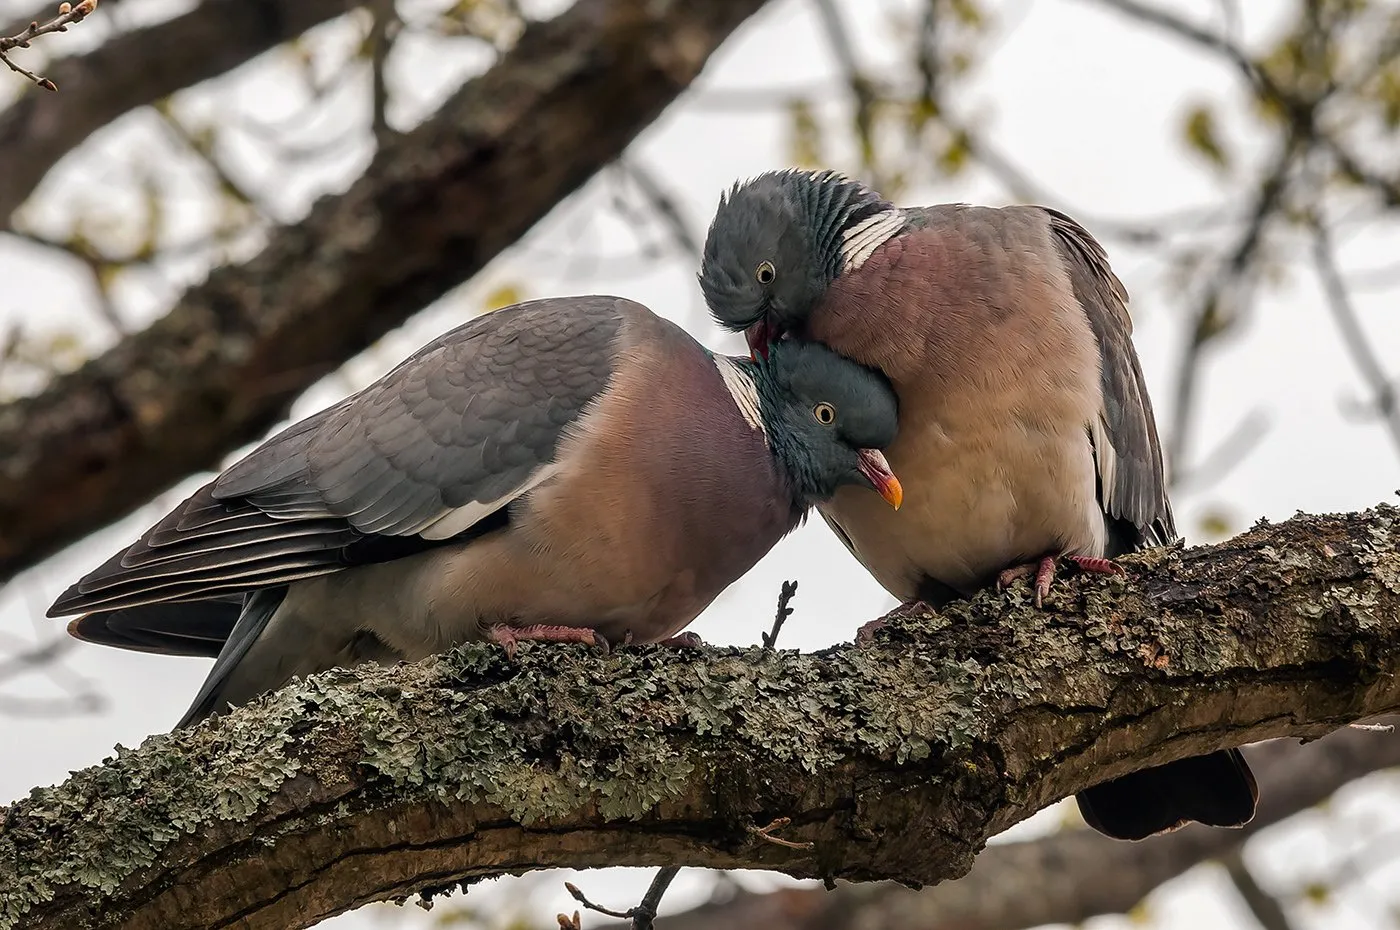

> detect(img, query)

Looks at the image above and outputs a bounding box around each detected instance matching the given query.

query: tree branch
[0,0,359,222]
[623,722,1400,930]
[0,0,773,581]
[3,506,1400,930]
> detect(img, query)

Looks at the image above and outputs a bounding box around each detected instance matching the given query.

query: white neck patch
[712,356,767,445]
[841,208,906,273]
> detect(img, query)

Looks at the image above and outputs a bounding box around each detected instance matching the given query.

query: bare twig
[0,321,20,383]
[749,816,815,851]
[616,159,699,258]
[153,104,264,217]
[809,0,879,182]
[565,868,682,929]
[1171,408,1271,493]
[631,867,681,930]
[762,580,798,649]
[566,882,636,921]
[1222,849,1299,930]
[1325,136,1400,208]
[1074,0,1269,95]
[0,0,96,90]
[1167,140,1299,472]
[1310,220,1400,461]
[369,0,400,145]
[0,635,67,682]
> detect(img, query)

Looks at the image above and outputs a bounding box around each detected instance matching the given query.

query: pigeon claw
[854,600,934,646]
[488,623,607,661]
[997,554,1126,608]
[656,631,705,649]
[853,618,888,646]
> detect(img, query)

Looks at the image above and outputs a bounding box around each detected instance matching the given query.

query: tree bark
[633,722,1400,930]
[2,505,1399,930]
[0,0,773,582]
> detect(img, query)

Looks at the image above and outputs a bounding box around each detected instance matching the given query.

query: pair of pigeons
[48,169,1256,842]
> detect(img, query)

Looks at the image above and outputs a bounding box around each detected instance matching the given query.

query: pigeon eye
[813,402,836,425]
[755,261,776,285]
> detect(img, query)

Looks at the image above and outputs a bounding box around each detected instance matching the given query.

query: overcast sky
[2,1,1398,927]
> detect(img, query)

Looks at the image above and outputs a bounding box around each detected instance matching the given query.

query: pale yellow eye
[755,261,776,285]
[813,402,836,425]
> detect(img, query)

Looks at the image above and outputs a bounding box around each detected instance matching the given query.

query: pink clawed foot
[656,631,705,649]
[488,623,606,660]
[997,554,1125,608]
[854,618,888,646]
[854,600,933,646]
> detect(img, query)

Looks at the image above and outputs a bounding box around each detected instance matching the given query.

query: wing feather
[48,297,634,620]
[1044,208,1177,552]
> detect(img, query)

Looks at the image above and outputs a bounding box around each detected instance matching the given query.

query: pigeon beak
[857,449,903,510]
[746,318,778,360]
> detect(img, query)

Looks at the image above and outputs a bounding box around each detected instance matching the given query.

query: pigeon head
[699,169,903,358]
[754,339,902,510]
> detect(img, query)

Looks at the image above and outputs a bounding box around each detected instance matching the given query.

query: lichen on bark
[2,505,1398,930]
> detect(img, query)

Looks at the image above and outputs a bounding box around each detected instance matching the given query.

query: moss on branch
[2,505,1399,930]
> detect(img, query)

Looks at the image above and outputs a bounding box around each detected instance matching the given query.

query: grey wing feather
[1043,208,1177,552]
[49,297,631,618]
[67,596,243,658]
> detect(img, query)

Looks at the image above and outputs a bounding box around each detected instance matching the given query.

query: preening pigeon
[697,169,1257,842]
[49,295,903,729]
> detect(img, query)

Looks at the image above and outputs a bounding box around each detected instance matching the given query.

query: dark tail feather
[67,597,243,659]
[176,586,287,729]
[1076,748,1258,841]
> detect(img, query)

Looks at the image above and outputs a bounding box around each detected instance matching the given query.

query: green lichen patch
[6,505,1400,928]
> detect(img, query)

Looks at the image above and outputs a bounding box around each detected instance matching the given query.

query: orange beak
[856,449,903,510]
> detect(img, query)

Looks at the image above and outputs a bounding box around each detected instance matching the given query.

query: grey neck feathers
[779,169,906,278]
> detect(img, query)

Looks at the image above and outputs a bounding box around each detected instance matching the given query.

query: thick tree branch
[633,723,1400,930]
[0,0,773,581]
[3,506,1400,930]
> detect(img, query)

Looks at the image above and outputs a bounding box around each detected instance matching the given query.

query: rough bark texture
[0,0,772,581]
[0,0,360,222]
[1,506,1398,930]
[634,722,1400,930]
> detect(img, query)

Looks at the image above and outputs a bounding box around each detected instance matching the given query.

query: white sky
[1,0,1398,927]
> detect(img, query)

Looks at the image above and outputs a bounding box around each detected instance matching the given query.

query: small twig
[1311,219,1400,462]
[0,0,97,91]
[564,867,681,930]
[154,105,264,217]
[565,882,633,920]
[0,636,68,683]
[809,0,881,183]
[762,580,798,649]
[749,816,815,850]
[368,0,399,144]
[1222,849,1300,930]
[1168,139,1299,472]
[0,321,21,383]
[631,866,680,930]
[1171,408,1270,493]
[1349,722,1394,732]
[616,159,699,258]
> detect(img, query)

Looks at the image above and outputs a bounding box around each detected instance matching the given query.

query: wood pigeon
[48,295,903,729]
[696,169,1257,842]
